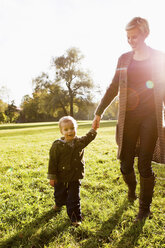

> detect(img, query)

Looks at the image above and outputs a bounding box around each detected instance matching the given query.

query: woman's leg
[135,115,157,221]
[120,115,140,201]
[120,115,140,174]
[138,115,158,177]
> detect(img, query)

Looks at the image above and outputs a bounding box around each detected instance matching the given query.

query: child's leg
[66,180,82,223]
[54,182,67,207]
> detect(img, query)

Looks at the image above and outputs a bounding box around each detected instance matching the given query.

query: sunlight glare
[146,80,154,89]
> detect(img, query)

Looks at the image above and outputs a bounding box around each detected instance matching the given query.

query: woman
[92,17,165,222]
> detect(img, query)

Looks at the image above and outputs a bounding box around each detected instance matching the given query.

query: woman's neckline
[132,56,150,62]
[132,45,151,61]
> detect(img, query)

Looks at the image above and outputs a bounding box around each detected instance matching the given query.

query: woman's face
[127,27,146,51]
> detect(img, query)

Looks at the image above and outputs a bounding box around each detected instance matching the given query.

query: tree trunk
[57,92,68,116]
[70,95,73,117]
[69,89,74,117]
[59,98,68,116]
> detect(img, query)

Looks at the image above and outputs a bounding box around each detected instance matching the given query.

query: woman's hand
[49,179,57,187]
[92,115,101,130]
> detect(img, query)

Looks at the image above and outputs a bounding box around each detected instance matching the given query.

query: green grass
[0,121,165,248]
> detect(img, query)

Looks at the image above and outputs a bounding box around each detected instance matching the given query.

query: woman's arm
[94,56,121,119]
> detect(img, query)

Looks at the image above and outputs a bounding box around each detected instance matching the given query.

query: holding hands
[92,115,101,131]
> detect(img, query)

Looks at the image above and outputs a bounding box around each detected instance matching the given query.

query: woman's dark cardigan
[96,47,165,164]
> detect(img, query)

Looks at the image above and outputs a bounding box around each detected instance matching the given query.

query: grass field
[0,121,165,248]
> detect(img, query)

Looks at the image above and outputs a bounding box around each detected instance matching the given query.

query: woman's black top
[126,58,156,117]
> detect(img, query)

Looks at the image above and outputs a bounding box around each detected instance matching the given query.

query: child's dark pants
[54,180,82,222]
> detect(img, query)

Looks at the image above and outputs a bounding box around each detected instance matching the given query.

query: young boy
[47,116,97,226]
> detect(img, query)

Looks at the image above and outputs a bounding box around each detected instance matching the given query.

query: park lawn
[0,121,164,248]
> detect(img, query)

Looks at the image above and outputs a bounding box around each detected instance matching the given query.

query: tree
[0,99,8,123]
[0,112,7,123]
[20,95,37,122]
[74,99,97,120]
[21,47,97,122]
[52,47,94,117]
[5,100,20,123]
[32,72,69,117]
[0,99,8,113]
[20,94,53,122]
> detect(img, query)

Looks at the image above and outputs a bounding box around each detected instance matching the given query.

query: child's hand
[49,179,57,187]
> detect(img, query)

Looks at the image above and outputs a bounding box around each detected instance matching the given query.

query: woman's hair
[125,17,150,37]
[59,116,77,130]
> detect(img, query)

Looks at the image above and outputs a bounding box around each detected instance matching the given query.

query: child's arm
[77,128,97,149]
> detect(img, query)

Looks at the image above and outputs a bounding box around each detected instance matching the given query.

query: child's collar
[60,136,78,143]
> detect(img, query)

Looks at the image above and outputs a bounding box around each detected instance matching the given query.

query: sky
[0,0,165,107]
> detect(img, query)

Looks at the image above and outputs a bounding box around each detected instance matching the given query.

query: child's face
[60,120,76,142]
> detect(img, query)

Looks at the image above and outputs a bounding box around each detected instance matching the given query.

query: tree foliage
[0,48,119,123]
[21,47,96,122]
[0,112,7,123]
[0,99,8,113]
[5,101,20,123]
[102,97,118,120]
[52,47,94,116]
[0,99,11,123]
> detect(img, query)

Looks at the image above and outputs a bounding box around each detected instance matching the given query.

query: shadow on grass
[75,199,130,248]
[97,199,130,241]
[0,209,69,248]
[76,199,145,248]
[115,220,145,248]
[0,201,145,248]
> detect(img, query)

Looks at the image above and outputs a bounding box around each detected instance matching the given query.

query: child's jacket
[47,129,97,182]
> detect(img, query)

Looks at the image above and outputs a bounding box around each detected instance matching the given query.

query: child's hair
[59,116,78,130]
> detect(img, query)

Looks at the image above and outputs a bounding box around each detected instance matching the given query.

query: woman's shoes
[134,209,152,222]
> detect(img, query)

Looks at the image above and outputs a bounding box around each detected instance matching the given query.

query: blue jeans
[54,180,82,222]
[120,113,158,178]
